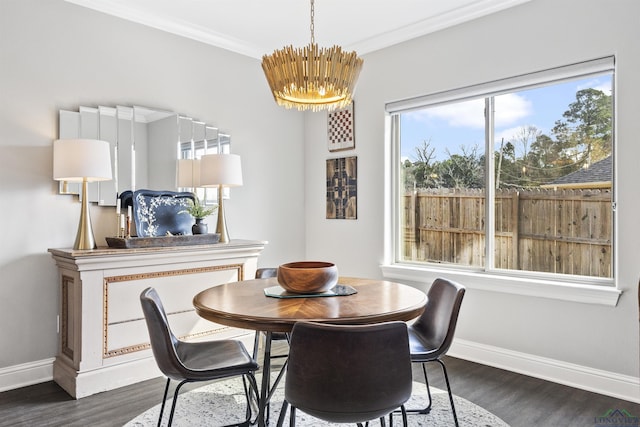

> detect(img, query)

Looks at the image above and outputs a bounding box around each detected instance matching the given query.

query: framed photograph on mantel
[327,102,355,152]
[326,156,357,220]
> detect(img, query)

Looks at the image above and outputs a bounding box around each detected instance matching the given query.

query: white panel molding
[0,358,54,393]
[449,338,640,404]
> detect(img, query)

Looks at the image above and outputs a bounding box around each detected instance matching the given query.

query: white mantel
[48,239,266,398]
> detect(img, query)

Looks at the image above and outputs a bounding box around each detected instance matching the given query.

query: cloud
[404,99,484,128]
[577,78,612,95]
[495,94,533,127]
[495,125,541,145]
[496,126,525,144]
[404,93,531,129]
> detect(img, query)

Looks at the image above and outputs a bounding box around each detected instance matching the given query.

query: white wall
[2,0,638,403]
[0,0,305,373]
[305,0,640,400]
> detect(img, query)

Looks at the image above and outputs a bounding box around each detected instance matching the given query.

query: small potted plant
[180,199,217,235]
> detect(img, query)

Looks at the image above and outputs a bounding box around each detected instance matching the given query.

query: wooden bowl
[277,261,338,294]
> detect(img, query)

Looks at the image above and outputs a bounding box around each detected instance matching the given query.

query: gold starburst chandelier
[261,0,364,112]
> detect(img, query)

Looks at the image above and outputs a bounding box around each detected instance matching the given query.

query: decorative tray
[264,284,357,299]
[105,233,220,249]
[131,189,196,237]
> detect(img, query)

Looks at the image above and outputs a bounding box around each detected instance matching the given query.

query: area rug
[124,374,509,427]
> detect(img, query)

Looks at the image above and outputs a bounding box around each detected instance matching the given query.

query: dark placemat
[264,284,357,298]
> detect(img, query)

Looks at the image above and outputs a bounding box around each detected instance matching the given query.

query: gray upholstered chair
[407,277,465,426]
[140,287,259,427]
[277,321,412,427]
[255,267,278,279]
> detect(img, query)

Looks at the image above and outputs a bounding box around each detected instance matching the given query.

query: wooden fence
[402,188,612,278]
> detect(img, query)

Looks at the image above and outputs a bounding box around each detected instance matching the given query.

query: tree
[402,139,440,190]
[551,88,612,165]
[438,145,484,189]
[413,138,436,164]
[509,125,541,187]
[401,159,417,190]
[527,133,576,183]
[495,138,515,189]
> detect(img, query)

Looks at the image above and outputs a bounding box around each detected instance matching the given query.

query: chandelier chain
[310,0,315,45]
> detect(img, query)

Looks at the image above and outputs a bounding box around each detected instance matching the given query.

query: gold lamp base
[74,180,97,250]
[216,185,230,244]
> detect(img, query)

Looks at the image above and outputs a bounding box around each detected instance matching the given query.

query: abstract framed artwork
[326,156,357,220]
[327,102,355,152]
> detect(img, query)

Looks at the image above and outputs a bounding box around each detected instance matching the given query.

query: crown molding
[65,0,531,59]
[349,0,532,54]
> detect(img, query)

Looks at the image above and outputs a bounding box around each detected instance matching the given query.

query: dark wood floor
[1,351,638,427]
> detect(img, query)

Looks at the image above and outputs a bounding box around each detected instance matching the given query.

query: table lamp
[53,139,113,250]
[199,153,243,243]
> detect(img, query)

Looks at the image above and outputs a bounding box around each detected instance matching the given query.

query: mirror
[58,105,230,206]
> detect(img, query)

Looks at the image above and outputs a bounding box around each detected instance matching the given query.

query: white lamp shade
[53,139,112,182]
[200,154,243,187]
[177,158,201,188]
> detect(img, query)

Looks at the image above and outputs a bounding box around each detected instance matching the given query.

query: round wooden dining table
[193,276,427,427]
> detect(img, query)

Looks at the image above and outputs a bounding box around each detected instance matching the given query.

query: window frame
[382,57,621,306]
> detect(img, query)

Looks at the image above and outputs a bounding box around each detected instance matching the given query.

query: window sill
[380,264,621,306]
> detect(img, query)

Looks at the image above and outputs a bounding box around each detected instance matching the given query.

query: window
[178,118,231,205]
[387,58,615,283]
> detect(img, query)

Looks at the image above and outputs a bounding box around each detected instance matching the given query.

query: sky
[400,74,613,162]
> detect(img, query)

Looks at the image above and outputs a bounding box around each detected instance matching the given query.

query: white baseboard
[449,338,640,404]
[0,358,54,393]
[0,332,255,397]
[3,340,639,405]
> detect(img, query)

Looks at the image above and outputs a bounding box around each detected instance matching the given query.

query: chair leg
[421,362,433,414]
[265,353,288,425]
[253,331,261,360]
[160,375,259,427]
[276,400,289,427]
[403,362,432,414]
[247,373,260,411]
[389,405,408,427]
[167,380,188,427]
[236,374,259,427]
[157,378,171,427]
[289,406,296,427]
[436,359,459,427]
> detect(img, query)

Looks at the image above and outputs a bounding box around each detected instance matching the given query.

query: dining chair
[407,277,465,426]
[252,267,289,360]
[277,321,412,427]
[140,287,259,427]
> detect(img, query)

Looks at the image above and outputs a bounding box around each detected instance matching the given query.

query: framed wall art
[326,156,357,220]
[327,102,355,152]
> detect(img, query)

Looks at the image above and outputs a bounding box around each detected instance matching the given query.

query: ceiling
[65,0,530,59]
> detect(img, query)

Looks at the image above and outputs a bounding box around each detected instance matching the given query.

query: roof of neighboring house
[543,156,612,189]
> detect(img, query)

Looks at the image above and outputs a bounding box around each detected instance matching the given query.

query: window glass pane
[494,75,613,277]
[396,70,613,279]
[399,99,486,267]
